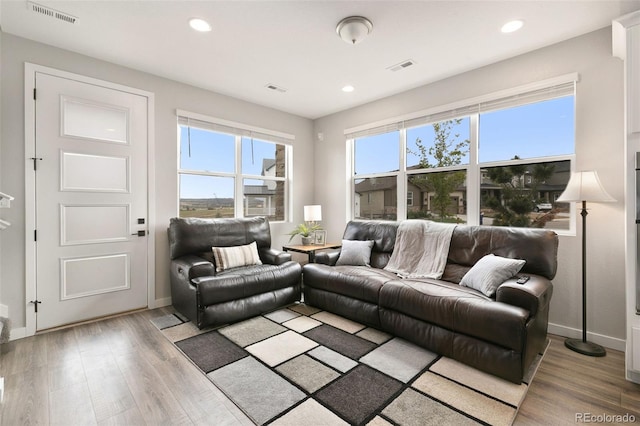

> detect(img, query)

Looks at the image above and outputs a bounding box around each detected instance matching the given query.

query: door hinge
[33,88,37,100]
[29,157,42,171]
[34,229,37,241]
[29,300,42,313]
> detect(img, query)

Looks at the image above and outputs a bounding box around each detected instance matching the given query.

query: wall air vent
[265,83,287,93]
[387,59,416,72]
[28,2,78,24]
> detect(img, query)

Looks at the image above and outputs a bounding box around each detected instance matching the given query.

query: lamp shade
[556,171,616,203]
[304,205,322,222]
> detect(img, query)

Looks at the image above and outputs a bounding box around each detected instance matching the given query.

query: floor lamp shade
[556,170,615,357]
[556,171,615,203]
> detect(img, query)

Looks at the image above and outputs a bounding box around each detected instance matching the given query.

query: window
[479,96,574,163]
[346,75,576,231]
[480,160,571,230]
[407,170,467,221]
[353,130,399,221]
[177,112,292,221]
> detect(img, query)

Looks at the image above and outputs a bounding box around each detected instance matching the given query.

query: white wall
[0,33,315,331]
[314,27,627,349]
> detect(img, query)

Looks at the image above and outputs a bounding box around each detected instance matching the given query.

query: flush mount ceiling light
[342,85,355,93]
[189,18,212,32]
[501,20,524,33]
[336,16,373,45]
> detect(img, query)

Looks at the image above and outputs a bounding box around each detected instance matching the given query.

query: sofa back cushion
[169,216,271,260]
[446,225,558,280]
[343,221,399,269]
[342,220,558,280]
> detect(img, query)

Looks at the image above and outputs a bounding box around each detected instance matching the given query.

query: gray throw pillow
[336,239,375,266]
[459,254,526,297]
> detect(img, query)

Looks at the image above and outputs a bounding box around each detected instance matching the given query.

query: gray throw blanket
[384,220,456,279]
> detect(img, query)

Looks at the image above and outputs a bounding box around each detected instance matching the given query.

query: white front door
[32,71,149,331]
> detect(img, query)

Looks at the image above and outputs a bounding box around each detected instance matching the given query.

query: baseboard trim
[8,326,27,342]
[154,297,172,308]
[548,322,626,352]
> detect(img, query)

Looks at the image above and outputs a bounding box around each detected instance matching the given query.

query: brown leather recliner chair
[168,216,302,328]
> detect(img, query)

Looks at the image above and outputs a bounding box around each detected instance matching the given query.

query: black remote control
[516,275,530,284]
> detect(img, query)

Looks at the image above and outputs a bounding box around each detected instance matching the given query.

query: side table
[282,243,341,263]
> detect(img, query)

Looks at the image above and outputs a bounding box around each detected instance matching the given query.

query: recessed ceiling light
[189,18,212,32]
[501,20,524,33]
[342,85,355,93]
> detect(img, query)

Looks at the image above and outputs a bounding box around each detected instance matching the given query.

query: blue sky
[355,96,574,174]
[179,130,278,198]
[180,96,574,199]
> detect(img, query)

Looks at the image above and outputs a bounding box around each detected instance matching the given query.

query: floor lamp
[556,170,615,357]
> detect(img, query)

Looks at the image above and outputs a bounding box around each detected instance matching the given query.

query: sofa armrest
[315,250,340,265]
[496,275,553,318]
[171,254,215,282]
[260,248,292,265]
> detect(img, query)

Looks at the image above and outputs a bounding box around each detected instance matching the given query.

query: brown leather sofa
[303,220,557,383]
[169,216,302,328]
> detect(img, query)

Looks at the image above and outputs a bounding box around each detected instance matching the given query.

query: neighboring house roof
[354,176,396,193]
[243,185,275,196]
[262,159,276,174]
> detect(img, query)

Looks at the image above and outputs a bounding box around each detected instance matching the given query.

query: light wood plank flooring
[1,307,639,425]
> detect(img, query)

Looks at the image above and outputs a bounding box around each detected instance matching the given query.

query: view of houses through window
[177,116,289,221]
[352,90,575,230]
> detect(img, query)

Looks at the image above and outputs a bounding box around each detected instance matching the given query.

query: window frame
[346,74,577,234]
[177,110,294,222]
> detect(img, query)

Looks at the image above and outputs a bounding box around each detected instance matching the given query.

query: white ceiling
[2,0,640,119]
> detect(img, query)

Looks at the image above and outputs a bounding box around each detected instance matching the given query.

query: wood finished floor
[0,307,638,425]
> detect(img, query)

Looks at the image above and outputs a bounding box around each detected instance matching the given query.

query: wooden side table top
[282,243,341,263]
[282,243,342,254]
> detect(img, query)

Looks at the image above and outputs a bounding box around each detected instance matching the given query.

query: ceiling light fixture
[501,20,524,33]
[336,16,373,45]
[342,85,355,93]
[189,18,212,32]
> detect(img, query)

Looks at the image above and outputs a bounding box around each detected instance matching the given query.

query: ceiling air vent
[28,2,78,24]
[387,59,416,72]
[265,83,287,93]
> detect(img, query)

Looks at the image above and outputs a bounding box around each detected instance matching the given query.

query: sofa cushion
[336,239,375,266]
[459,254,525,297]
[303,263,397,304]
[212,241,262,272]
[342,221,399,269]
[194,262,302,306]
[446,225,558,280]
[379,279,529,351]
[169,216,272,260]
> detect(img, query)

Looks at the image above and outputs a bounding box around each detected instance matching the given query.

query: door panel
[61,152,130,192]
[60,253,130,299]
[60,204,130,245]
[35,72,148,330]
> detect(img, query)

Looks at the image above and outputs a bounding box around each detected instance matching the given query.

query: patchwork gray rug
[153,303,546,426]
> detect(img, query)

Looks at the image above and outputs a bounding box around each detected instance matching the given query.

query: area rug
[152,303,546,426]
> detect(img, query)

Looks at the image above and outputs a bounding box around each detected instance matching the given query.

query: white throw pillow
[212,241,262,272]
[459,254,526,297]
[336,239,375,266]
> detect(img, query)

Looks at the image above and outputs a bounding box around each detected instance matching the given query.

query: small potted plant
[287,222,322,245]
